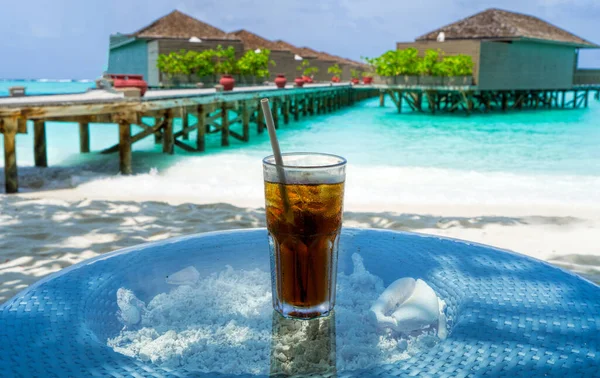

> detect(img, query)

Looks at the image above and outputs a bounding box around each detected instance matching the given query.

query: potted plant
[418,49,444,86]
[297,60,318,84]
[361,72,373,84]
[444,55,474,86]
[237,48,275,86]
[328,63,342,83]
[350,68,361,84]
[213,45,237,91]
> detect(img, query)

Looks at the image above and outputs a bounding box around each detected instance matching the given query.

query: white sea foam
[107,254,443,374]
[11,153,598,208]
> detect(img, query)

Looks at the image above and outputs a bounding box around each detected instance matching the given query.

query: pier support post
[293,96,299,121]
[501,92,507,111]
[584,90,589,108]
[1,119,18,193]
[302,96,308,117]
[197,105,206,152]
[257,103,265,133]
[272,98,279,129]
[242,101,250,142]
[283,97,290,124]
[397,92,403,113]
[221,103,230,147]
[181,107,189,140]
[33,120,47,167]
[163,110,174,154]
[379,91,385,107]
[78,121,90,153]
[118,120,132,175]
[154,117,163,144]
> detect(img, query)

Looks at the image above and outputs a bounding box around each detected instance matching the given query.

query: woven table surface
[0,228,598,377]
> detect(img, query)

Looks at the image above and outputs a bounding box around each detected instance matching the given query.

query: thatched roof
[417,8,597,48]
[272,41,362,66]
[132,10,235,40]
[228,30,287,51]
[271,40,317,58]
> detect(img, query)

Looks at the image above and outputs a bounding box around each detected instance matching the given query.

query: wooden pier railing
[0,84,378,193]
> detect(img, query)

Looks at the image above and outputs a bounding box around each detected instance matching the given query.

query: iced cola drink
[263,153,346,318]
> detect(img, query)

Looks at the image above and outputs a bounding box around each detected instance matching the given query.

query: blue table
[1,228,598,377]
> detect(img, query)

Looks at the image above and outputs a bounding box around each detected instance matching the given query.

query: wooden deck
[0,84,378,193]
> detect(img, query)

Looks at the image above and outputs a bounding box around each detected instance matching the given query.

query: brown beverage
[265,181,344,318]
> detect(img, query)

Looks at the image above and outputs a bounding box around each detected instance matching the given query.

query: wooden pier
[376,85,600,114]
[0,84,377,193]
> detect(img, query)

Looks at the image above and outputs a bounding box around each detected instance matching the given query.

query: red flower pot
[219,75,235,91]
[362,76,373,84]
[294,77,305,87]
[302,75,314,84]
[109,74,148,96]
[351,78,360,85]
[274,74,287,89]
[331,76,340,83]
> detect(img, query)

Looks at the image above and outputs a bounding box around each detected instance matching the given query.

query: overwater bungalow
[386,8,600,113]
[107,10,362,86]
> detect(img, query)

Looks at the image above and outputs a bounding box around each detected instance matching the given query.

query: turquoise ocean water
[1,81,599,205]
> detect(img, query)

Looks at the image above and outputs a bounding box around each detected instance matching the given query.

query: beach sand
[2,192,599,304]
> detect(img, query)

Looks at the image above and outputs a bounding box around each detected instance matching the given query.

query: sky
[1,0,599,79]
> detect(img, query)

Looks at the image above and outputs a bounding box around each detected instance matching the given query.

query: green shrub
[297,60,319,77]
[213,45,237,75]
[350,68,361,78]
[397,48,420,75]
[444,54,474,76]
[369,48,474,79]
[237,49,275,79]
[327,63,342,77]
[418,49,443,76]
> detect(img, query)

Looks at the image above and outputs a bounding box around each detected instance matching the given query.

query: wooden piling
[272,98,279,129]
[293,96,299,121]
[283,97,290,124]
[2,119,18,193]
[163,110,174,154]
[257,103,265,133]
[242,101,250,142]
[379,91,385,107]
[221,103,230,147]
[584,90,589,108]
[302,96,308,117]
[181,107,190,140]
[33,120,47,167]
[78,121,90,153]
[197,104,206,152]
[397,91,403,113]
[118,120,132,175]
[154,117,163,144]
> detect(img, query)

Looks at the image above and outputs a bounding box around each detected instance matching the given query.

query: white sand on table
[107,254,442,375]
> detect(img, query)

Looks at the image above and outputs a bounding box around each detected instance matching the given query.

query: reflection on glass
[270,310,337,376]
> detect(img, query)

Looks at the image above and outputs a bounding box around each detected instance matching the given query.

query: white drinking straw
[261,99,285,174]
[260,98,293,220]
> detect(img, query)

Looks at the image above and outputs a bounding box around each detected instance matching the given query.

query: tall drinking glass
[263,152,346,319]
